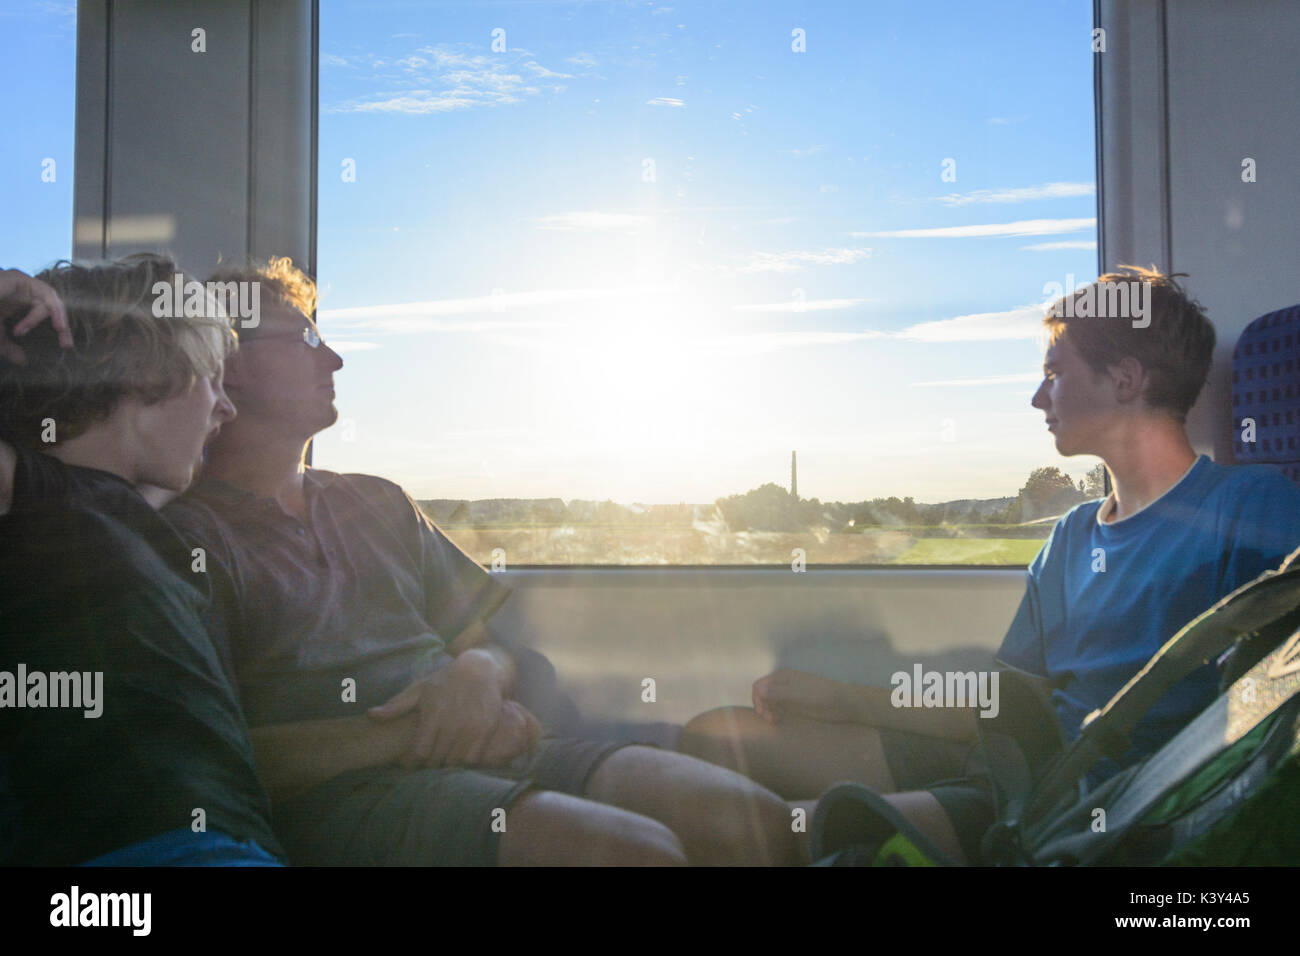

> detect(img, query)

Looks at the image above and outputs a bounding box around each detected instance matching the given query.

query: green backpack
[812,545,1300,867]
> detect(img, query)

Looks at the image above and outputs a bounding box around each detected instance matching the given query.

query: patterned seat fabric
[1232,304,1300,486]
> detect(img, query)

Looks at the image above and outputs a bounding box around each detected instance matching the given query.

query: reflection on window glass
[0,2,77,272]
[317,1,1100,565]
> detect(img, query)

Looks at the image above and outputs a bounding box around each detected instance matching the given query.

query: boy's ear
[1110,355,1147,405]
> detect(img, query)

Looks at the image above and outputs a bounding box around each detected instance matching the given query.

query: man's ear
[1110,355,1147,405]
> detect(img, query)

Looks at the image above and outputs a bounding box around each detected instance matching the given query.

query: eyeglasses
[241,325,324,348]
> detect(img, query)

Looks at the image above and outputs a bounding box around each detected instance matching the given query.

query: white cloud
[1,1,75,27]
[318,290,1052,353]
[853,218,1095,239]
[524,61,573,79]
[935,182,1095,206]
[610,302,1044,355]
[733,298,870,313]
[328,341,382,354]
[790,145,825,157]
[647,97,685,107]
[330,44,568,114]
[535,212,653,231]
[1019,240,1098,251]
[735,247,872,274]
[910,372,1042,387]
[319,288,660,332]
[345,90,522,114]
[442,70,525,92]
[896,304,1046,342]
[696,330,887,354]
[704,303,1049,354]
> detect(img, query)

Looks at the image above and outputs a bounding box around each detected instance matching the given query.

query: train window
[0,2,76,272]
[314,1,1101,566]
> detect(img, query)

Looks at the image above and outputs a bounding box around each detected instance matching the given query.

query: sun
[541,293,745,458]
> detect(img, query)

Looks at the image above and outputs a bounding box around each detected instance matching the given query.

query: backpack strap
[1023,550,1300,831]
[1044,652,1300,865]
[810,782,962,866]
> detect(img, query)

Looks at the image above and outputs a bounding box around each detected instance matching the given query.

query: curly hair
[207,255,317,320]
[0,254,236,447]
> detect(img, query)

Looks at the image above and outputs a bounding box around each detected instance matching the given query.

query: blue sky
[1,1,77,276]
[2,0,1103,503]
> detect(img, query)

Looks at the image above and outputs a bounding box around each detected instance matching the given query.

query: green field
[891,537,1044,566]
[435,522,1048,566]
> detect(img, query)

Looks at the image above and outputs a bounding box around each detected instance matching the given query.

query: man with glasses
[162,257,802,866]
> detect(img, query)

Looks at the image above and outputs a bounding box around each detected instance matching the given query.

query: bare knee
[678,706,764,765]
[731,776,806,866]
[499,791,687,866]
[687,772,806,866]
[591,746,805,866]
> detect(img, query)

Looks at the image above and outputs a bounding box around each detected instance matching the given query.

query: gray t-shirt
[163,470,511,727]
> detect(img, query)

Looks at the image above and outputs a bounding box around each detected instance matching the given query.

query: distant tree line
[419,463,1109,533]
[715,464,1107,532]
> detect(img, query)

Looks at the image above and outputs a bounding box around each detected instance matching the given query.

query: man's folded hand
[368,653,503,768]
[477,701,543,767]
[367,650,540,769]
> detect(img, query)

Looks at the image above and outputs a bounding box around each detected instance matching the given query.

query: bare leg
[679,706,897,799]
[498,790,687,866]
[796,791,967,864]
[584,745,804,866]
[878,791,967,864]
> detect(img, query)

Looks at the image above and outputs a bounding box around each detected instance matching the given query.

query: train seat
[1232,303,1300,485]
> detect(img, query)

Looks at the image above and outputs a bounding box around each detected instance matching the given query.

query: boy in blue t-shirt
[681,267,1300,862]
[997,452,1300,787]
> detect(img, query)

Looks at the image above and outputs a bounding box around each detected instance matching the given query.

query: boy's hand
[752,668,847,724]
[0,269,72,365]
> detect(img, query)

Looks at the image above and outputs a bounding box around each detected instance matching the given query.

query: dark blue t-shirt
[0,442,283,864]
[996,456,1300,781]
